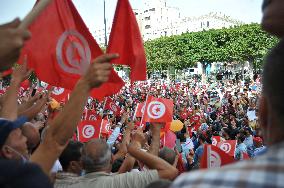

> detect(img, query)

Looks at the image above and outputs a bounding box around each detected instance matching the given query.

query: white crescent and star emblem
[106,123,111,132]
[52,87,64,95]
[88,115,97,121]
[208,146,221,168]
[82,125,95,139]
[56,29,91,75]
[147,101,166,119]
[219,143,231,153]
[212,138,218,146]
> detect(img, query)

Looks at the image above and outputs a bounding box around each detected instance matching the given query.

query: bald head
[82,139,112,173]
[21,122,40,152]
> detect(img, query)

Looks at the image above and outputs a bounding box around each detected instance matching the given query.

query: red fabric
[20,80,30,91]
[134,102,145,118]
[217,140,237,157]
[212,136,223,146]
[243,152,250,160]
[107,0,146,82]
[1,69,13,77]
[51,86,70,102]
[187,122,201,137]
[200,144,235,169]
[104,97,121,116]
[180,111,189,120]
[176,154,186,174]
[77,120,101,142]
[190,114,201,123]
[19,0,124,101]
[100,118,111,135]
[85,110,99,121]
[143,96,173,123]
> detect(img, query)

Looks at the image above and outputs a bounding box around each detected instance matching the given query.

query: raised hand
[11,56,33,84]
[81,54,119,90]
[0,18,31,71]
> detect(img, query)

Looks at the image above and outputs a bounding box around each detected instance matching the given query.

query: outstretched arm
[30,54,119,175]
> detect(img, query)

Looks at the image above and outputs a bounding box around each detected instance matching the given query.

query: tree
[144,24,278,71]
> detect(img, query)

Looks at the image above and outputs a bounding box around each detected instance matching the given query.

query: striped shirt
[171,141,284,188]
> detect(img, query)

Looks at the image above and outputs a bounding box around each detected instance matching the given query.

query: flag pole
[104,0,108,48]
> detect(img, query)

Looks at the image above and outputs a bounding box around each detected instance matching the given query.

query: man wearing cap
[0,117,29,161]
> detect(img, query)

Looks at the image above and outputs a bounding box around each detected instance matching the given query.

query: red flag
[19,0,124,101]
[107,0,147,82]
[85,110,99,121]
[134,102,145,118]
[190,114,201,123]
[212,136,224,146]
[100,118,112,135]
[187,122,202,135]
[77,120,101,142]
[20,80,30,91]
[143,96,173,123]
[51,86,70,102]
[242,152,250,160]
[217,140,237,157]
[200,144,235,169]
[105,97,121,116]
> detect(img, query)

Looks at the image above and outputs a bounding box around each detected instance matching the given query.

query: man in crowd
[69,131,177,188]
[55,141,83,188]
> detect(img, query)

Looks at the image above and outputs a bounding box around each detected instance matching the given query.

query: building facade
[93,0,243,44]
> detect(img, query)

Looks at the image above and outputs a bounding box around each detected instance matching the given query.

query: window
[145,25,151,29]
[207,21,210,27]
[149,8,155,11]
[145,16,150,21]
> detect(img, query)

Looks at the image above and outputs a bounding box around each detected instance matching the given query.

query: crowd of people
[0,0,284,187]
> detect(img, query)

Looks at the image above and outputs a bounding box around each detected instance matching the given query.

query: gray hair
[159,147,176,165]
[82,139,112,173]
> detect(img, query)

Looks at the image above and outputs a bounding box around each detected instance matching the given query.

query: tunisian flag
[217,140,237,157]
[212,136,224,146]
[200,144,235,169]
[19,0,124,101]
[85,109,99,121]
[143,96,173,123]
[134,102,145,118]
[100,118,112,135]
[104,97,121,116]
[51,86,70,102]
[107,0,147,82]
[77,120,101,143]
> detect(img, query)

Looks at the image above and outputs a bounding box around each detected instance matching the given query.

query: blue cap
[0,116,28,148]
